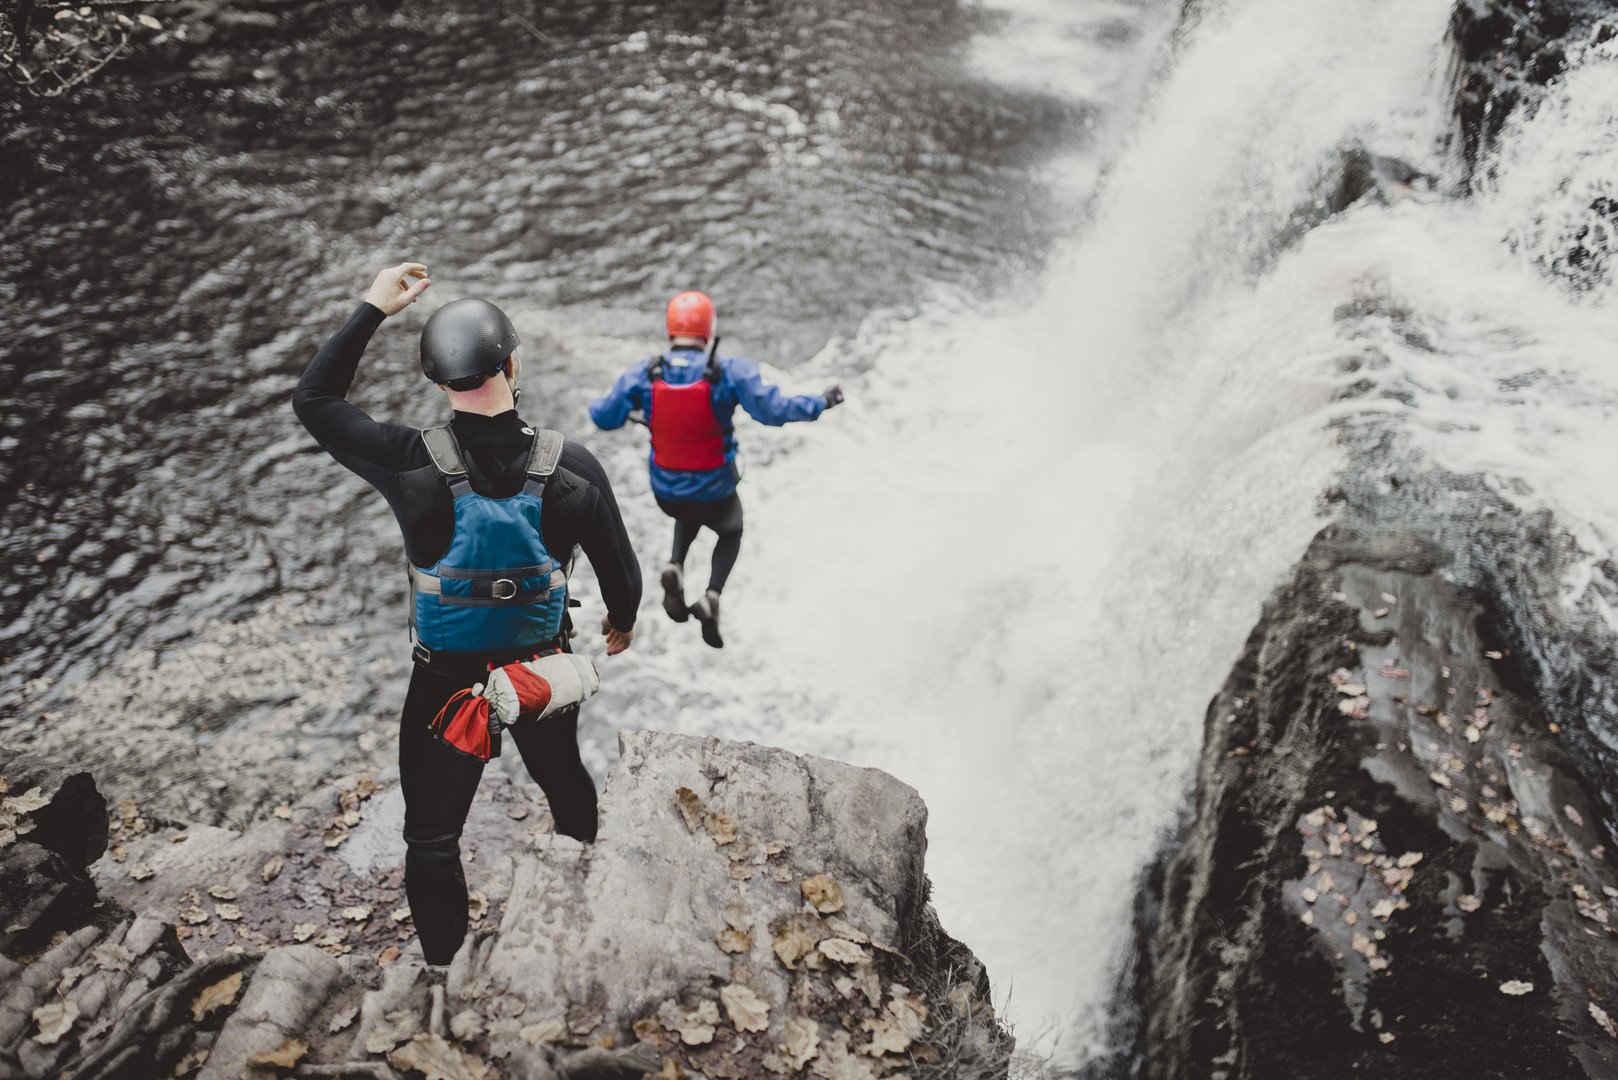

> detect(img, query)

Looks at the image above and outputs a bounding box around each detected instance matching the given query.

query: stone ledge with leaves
[2,732,1009,1079]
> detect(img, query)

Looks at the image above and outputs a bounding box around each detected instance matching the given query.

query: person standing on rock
[293,262,642,970]
[589,290,842,649]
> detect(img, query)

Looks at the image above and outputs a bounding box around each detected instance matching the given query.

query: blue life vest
[407,425,569,657]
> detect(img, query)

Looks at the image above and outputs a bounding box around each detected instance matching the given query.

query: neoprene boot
[661,563,689,623]
[690,589,723,649]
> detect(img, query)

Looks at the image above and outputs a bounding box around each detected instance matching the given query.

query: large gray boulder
[3,732,1008,1080]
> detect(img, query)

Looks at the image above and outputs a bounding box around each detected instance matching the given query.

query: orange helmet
[666,290,716,342]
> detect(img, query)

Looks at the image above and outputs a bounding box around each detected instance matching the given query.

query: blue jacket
[590,347,827,502]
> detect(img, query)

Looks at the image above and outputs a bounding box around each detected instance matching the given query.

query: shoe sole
[691,604,724,650]
[661,568,689,623]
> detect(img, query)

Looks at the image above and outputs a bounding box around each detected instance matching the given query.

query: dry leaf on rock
[659,999,720,1046]
[389,1033,490,1080]
[378,945,401,967]
[720,984,771,1033]
[128,863,155,881]
[329,1006,359,1034]
[859,987,927,1057]
[467,891,488,920]
[392,907,412,923]
[341,905,372,922]
[248,1039,307,1069]
[179,905,209,925]
[675,787,705,832]
[1591,1002,1618,1039]
[32,999,78,1045]
[773,921,818,969]
[655,1059,684,1080]
[208,884,237,900]
[291,923,317,942]
[782,1016,820,1070]
[216,904,242,922]
[1456,895,1482,913]
[191,970,243,1021]
[323,825,348,849]
[717,928,752,954]
[366,1012,421,1054]
[702,810,738,845]
[91,941,133,972]
[273,804,292,820]
[6,787,49,815]
[818,938,868,965]
[451,1009,485,1041]
[825,920,870,944]
[802,874,844,914]
[261,856,283,883]
[1499,980,1534,996]
[519,1018,567,1045]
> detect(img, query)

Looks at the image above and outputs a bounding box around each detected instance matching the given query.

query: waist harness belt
[408,425,569,657]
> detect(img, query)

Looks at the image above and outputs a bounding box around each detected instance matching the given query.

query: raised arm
[725,357,836,427]
[588,361,650,431]
[291,263,433,486]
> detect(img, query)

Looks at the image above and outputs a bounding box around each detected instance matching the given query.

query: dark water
[0,0,1082,820]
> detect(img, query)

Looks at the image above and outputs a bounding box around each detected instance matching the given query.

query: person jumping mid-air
[589,290,842,648]
[293,263,641,974]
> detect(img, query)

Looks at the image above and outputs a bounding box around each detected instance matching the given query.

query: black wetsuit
[656,494,743,593]
[293,302,641,964]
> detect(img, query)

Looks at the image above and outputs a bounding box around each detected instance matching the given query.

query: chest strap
[421,425,565,498]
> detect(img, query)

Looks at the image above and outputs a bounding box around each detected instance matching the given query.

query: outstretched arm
[588,362,649,431]
[727,357,831,426]
[291,263,432,487]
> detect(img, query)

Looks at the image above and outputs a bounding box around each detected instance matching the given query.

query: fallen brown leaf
[248,1039,307,1069]
[389,1032,490,1080]
[191,970,243,1021]
[802,874,845,914]
[674,787,705,833]
[719,983,770,1032]
[32,999,78,1045]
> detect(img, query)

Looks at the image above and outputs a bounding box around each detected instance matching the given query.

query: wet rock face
[1135,523,1618,1079]
[1448,0,1609,172]
[2,732,1006,1079]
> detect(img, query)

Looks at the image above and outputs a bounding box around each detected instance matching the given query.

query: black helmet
[420,298,520,386]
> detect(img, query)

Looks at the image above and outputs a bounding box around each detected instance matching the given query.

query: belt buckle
[491,578,518,600]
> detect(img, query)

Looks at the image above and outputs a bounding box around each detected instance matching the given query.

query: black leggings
[398,657,597,965]
[657,493,743,594]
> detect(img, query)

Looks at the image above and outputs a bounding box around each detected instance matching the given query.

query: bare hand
[365,262,431,316]
[602,616,635,657]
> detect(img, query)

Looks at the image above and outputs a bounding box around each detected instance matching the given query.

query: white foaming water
[568,0,1467,1066]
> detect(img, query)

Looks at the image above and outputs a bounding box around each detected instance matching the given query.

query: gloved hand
[823,385,845,409]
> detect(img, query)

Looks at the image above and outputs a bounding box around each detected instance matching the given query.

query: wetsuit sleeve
[588,362,650,431]
[291,302,422,488]
[565,444,642,632]
[725,357,828,426]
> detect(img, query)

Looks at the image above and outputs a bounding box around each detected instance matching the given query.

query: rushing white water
[560,0,1618,1070]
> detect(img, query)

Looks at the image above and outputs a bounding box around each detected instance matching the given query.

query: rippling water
[0,0,1089,807]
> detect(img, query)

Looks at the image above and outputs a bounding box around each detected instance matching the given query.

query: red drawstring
[429,688,493,761]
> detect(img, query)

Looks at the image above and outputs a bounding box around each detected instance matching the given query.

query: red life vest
[649,357,727,471]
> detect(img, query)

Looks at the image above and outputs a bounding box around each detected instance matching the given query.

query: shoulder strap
[422,426,472,497]
[647,354,667,382]
[703,353,723,384]
[522,430,565,495]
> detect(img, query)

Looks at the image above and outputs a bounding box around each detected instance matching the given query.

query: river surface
[7,0,1618,1071]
